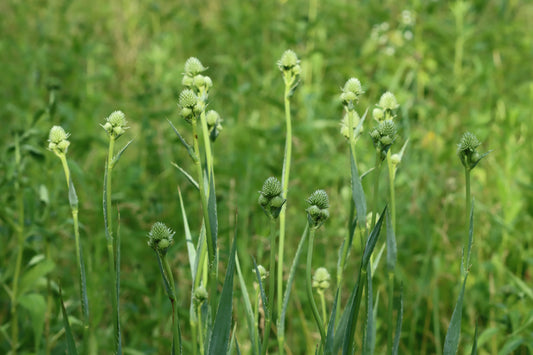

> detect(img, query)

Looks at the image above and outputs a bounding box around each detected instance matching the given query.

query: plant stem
[370,152,383,230]
[277,77,293,355]
[386,150,396,355]
[261,220,277,355]
[306,228,326,344]
[161,255,182,354]
[105,136,121,354]
[11,134,23,355]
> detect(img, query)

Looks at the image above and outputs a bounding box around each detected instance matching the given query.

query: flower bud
[343,78,364,97]
[48,126,71,155]
[372,108,384,121]
[147,222,175,255]
[378,91,399,111]
[306,189,329,229]
[193,285,208,306]
[179,89,198,109]
[256,264,268,281]
[312,267,331,291]
[102,110,128,139]
[184,57,207,76]
[458,132,486,170]
[391,153,401,165]
[278,49,299,71]
[258,177,285,219]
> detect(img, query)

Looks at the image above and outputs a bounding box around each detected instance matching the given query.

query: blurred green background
[1,0,532,353]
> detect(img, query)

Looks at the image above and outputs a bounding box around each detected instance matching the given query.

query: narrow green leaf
[111,139,134,167]
[350,149,367,227]
[59,286,78,355]
[178,187,197,279]
[362,206,387,269]
[363,267,375,355]
[208,231,237,355]
[392,285,403,355]
[324,288,339,355]
[278,223,309,336]
[386,209,397,272]
[18,293,46,350]
[168,119,197,161]
[470,321,478,355]
[172,162,200,190]
[252,258,268,326]
[235,253,258,355]
[68,179,78,209]
[341,269,365,355]
[443,275,468,355]
[506,269,533,301]
[498,337,524,355]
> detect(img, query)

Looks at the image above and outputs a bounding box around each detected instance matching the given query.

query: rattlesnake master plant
[306,189,329,229]
[48,125,71,155]
[147,222,175,255]
[457,132,488,171]
[102,110,128,139]
[258,176,285,219]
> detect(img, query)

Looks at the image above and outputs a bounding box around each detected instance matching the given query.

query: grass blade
[235,252,258,355]
[178,187,197,279]
[172,162,200,190]
[470,321,478,355]
[59,285,78,355]
[443,275,468,355]
[207,229,237,355]
[392,285,403,355]
[362,206,387,269]
[324,288,339,355]
[363,267,375,355]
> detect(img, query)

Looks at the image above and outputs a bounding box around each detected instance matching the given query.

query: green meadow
[1,0,532,354]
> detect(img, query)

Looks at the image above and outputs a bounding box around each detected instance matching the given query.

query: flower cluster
[458,132,486,171]
[102,110,128,139]
[370,92,399,158]
[147,222,175,255]
[178,89,203,123]
[339,78,365,142]
[312,267,331,292]
[258,177,285,219]
[278,50,301,89]
[306,189,329,229]
[182,57,212,96]
[206,110,223,142]
[48,126,70,156]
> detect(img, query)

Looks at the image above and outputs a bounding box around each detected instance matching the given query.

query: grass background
[1,0,532,353]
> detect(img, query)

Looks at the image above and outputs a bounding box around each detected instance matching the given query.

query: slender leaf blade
[350,149,367,227]
[443,275,468,355]
[59,286,78,355]
[362,206,387,269]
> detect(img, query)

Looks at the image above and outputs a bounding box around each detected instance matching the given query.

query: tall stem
[261,220,277,355]
[105,137,121,353]
[370,153,383,230]
[306,228,326,343]
[386,151,396,355]
[277,79,293,354]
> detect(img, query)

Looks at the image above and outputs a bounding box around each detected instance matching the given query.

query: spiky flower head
[147,222,175,255]
[371,119,397,157]
[341,78,364,107]
[102,110,128,139]
[312,267,331,291]
[278,49,299,70]
[179,89,198,109]
[458,132,487,170]
[258,177,285,219]
[378,91,399,111]
[48,125,71,155]
[184,57,207,76]
[306,189,329,229]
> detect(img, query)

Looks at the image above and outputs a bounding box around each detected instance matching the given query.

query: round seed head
[343,78,364,96]
[372,107,384,121]
[147,222,175,252]
[107,110,127,127]
[48,125,69,144]
[184,57,207,76]
[458,132,480,153]
[378,119,397,137]
[391,153,401,165]
[206,110,221,127]
[278,49,299,70]
[378,91,399,111]
[261,177,282,198]
[307,189,329,209]
[179,89,198,109]
[312,267,331,291]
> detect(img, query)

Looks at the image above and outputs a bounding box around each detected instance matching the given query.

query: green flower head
[306,189,329,229]
[278,49,299,71]
[378,91,399,111]
[312,267,331,291]
[184,57,207,76]
[147,222,175,255]
[102,110,128,139]
[259,177,285,219]
[48,126,71,155]
[458,132,488,170]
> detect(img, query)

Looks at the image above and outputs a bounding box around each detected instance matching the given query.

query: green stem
[277,78,293,355]
[306,228,326,344]
[319,291,327,329]
[197,304,204,355]
[162,255,182,354]
[11,134,23,355]
[386,151,396,355]
[370,153,383,230]
[105,137,121,354]
[261,220,277,355]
